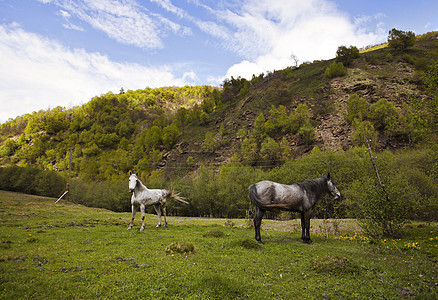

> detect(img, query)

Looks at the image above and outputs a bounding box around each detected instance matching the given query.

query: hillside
[0,31,437,220]
[1,32,437,177]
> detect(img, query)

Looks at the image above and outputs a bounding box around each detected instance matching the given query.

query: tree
[369,99,399,132]
[347,94,368,122]
[351,119,378,149]
[388,28,416,51]
[201,131,216,152]
[336,45,360,66]
[290,53,299,67]
[260,136,280,164]
[240,136,258,165]
[162,121,181,149]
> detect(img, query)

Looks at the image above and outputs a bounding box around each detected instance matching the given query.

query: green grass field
[0,190,437,299]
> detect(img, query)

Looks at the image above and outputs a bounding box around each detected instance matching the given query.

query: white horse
[128,173,188,231]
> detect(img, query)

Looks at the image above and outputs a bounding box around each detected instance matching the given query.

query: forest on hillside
[0,30,437,235]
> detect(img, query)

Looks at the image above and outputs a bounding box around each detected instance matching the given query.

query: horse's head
[129,173,138,193]
[326,173,341,199]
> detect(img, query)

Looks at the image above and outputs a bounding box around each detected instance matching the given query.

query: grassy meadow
[0,190,437,299]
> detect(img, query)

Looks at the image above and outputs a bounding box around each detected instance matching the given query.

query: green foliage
[0,138,19,157]
[298,120,315,144]
[70,177,129,212]
[351,120,378,148]
[336,45,360,66]
[201,131,216,152]
[240,135,259,164]
[388,28,416,51]
[422,60,438,91]
[357,176,414,238]
[0,166,65,198]
[369,99,399,132]
[250,104,313,150]
[162,121,181,149]
[260,136,281,163]
[325,61,346,78]
[346,94,368,122]
[221,76,249,102]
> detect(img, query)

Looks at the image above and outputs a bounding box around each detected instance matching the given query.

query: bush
[369,98,399,132]
[298,121,315,144]
[0,166,65,198]
[325,62,346,78]
[347,94,368,122]
[336,46,360,66]
[388,28,416,51]
[358,176,415,238]
[165,242,195,254]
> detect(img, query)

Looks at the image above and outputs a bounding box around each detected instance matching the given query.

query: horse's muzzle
[129,188,134,193]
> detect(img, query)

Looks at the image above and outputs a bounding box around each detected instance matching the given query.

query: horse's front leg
[140,204,146,231]
[153,203,162,228]
[127,204,135,230]
[300,212,305,241]
[303,210,313,244]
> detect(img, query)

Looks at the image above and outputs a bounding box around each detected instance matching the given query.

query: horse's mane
[295,176,328,197]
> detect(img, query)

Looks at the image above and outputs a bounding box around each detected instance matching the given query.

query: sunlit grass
[0,190,437,299]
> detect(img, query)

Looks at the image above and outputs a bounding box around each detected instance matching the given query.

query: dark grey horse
[248,174,340,244]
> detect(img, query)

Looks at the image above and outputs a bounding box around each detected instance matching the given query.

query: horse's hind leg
[153,204,162,228]
[254,206,265,244]
[161,201,167,228]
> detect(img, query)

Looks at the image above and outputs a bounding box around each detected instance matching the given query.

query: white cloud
[210,0,387,80]
[40,0,192,50]
[0,23,188,123]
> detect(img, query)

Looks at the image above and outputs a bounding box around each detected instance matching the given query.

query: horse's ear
[129,171,132,176]
[327,172,331,180]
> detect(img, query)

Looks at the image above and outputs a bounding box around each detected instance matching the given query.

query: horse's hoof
[155,224,161,228]
[140,227,145,232]
[306,240,313,245]
[256,240,264,245]
[127,227,132,230]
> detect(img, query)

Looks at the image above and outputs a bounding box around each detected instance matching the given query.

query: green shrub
[325,61,346,78]
[346,94,368,122]
[358,176,415,238]
[298,120,315,144]
[336,45,360,66]
[388,28,416,51]
[0,166,65,198]
[369,98,399,132]
[201,131,217,152]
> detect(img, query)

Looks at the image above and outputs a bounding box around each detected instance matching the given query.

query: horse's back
[251,180,304,211]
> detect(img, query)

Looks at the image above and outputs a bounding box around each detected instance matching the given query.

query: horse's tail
[168,189,189,204]
[248,184,260,207]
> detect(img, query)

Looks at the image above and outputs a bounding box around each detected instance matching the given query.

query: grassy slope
[0,190,437,299]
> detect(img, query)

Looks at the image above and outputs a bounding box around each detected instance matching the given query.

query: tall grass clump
[165,242,195,255]
[193,272,246,299]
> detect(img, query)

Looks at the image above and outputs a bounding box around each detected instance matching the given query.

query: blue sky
[1,0,437,123]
